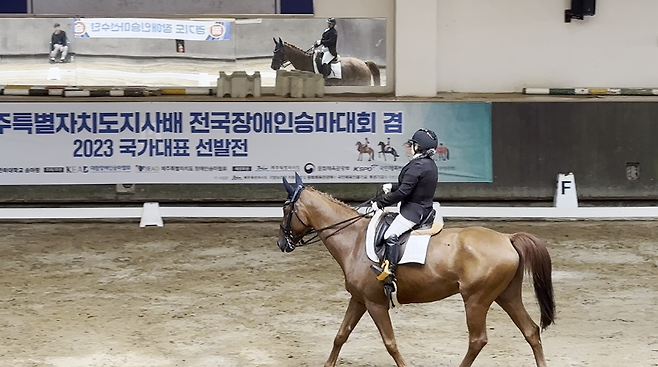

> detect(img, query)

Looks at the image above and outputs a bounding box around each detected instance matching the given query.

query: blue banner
[0,102,492,185]
[73,18,232,41]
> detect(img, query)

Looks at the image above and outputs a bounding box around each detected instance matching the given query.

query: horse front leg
[366,300,408,366]
[324,296,367,367]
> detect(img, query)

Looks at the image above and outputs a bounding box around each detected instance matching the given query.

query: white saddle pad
[365,210,431,265]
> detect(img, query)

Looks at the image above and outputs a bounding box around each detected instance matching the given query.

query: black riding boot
[321,63,331,79]
[370,235,400,283]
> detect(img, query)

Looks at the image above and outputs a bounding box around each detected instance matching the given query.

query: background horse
[356,141,374,161]
[377,141,399,161]
[270,37,381,86]
[277,174,555,367]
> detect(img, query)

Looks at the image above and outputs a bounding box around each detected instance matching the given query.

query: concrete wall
[32,0,277,16]
[395,0,437,97]
[0,17,386,64]
[435,0,658,93]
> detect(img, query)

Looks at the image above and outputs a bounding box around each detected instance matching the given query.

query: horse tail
[508,232,555,331]
[365,61,381,86]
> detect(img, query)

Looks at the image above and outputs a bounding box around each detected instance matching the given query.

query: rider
[314,18,338,79]
[370,129,439,296]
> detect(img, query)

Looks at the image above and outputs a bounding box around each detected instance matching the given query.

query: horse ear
[282,176,295,197]
[278,37,283,45]
[294,172,304,188]
[273,37,277,44]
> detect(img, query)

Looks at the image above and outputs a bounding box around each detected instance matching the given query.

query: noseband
[279,186,312,250]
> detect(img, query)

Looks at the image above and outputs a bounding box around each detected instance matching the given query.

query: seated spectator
[49,23,69,63]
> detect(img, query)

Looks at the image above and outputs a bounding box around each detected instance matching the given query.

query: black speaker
[565,0,596,22]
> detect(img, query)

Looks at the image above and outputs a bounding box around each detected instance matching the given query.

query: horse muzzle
[277,236,295,253]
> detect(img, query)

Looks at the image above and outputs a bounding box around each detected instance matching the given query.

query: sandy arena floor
[0,219,656,367]
[0,57,387,87]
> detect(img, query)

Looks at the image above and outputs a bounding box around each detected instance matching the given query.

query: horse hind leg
[324,296,367,367]
[457,295,494,367]
[495,271,548,367]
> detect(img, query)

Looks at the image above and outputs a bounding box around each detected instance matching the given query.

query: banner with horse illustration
[0,102,492,185]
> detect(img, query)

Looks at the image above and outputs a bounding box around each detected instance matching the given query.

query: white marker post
[554,173,578,208]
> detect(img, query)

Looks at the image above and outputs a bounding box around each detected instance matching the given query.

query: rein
[290,209,369,248]
[281,187,378,248]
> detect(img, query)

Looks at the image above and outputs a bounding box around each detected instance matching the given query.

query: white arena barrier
[216,71,262,98]
[1,174,658,227]
[274,70,325,98]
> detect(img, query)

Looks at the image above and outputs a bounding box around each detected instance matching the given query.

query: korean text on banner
[0,102,492,185]
[73,18,232,41]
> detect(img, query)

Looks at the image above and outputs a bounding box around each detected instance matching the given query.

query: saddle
[373,209,440,264]
[314,52,340,74]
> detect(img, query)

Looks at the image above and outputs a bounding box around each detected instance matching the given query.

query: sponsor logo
[66,166,89,174]
[136,165,161,173]
[304,163,315,174]
[379,165,404,172]
[255,165,300,172]
[232,166,252,172]
[194,166,227,172]
[317,165,350,172]
[43,167,65,173]
[88,165,131,173]
[209,23,226,38]
[353,164,378,172]
[232,175,268,180]
[73,21,86,36]
[1,167,40,173]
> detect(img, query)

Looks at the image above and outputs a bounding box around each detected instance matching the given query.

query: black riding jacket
[377,155,438,223]
[51,31,67,46]
[320,27,338,56]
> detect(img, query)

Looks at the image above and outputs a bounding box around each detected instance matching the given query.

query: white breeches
[321,51,335,64]
[51,44,68,59]
[384,214,416,239]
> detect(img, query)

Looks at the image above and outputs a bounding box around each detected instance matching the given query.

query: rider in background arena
[315,18,338,79]
[370,129,439,296]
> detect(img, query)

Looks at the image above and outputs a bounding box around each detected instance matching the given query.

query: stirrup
[384,282,401,309]
[370,260,393,281]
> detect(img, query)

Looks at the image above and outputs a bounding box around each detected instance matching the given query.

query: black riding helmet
[327,18,336,25]
[409,128,438,151]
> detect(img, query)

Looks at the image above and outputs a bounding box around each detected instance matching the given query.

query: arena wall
[434,0,658,93]
[30,0,278,16]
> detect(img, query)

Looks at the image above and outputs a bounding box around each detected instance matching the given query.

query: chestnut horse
[277,174,555,367]
[270,37,381,86]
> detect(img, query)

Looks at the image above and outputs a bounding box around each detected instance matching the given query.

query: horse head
[271,37,285,70]
[277,173,312,252]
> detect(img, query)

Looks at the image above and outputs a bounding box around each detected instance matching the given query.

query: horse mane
[307,187,358,214]
[283,42,311,56]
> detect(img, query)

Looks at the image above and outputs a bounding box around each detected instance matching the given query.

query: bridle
[272,42,316,71]
[279,185,373,251]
